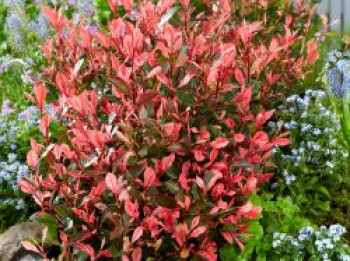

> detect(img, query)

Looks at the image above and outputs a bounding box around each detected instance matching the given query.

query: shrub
[0,101,41,231]
[220,195,311,260]
[221,195,350,261]
[271,90,350,234]
[20,1,318,260]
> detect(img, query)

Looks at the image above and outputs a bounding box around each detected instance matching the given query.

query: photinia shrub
[20,0,318,260]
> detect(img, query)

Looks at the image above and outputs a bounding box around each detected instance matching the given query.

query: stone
[0,222,44,261]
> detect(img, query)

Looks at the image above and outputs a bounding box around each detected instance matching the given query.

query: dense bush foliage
[17,0,319,260]
[271,90,350,220]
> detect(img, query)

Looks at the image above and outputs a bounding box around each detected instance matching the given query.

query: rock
[18,254,45,261]
[0,222,44,261]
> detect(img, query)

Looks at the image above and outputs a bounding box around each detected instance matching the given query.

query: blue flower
[329,224,346,241]
[336,59,348,73]
[7,153,17,163]
[313,129,321,136]
[15,199,25,210]
[5,13,25,50]
[5,14,21,32]
[10,0,25,7]
[29,13,50,40]
[298,226,314,241]
[1,100,13,116]
[77,0,94,17]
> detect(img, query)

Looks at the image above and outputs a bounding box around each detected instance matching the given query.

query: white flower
[287,95,298,102]
[340,254,350,261]
[289,108,296,114]
[291,239,299,247]
[313,128,321,136]
[325,161,334,168]
[273,232,281,239]
[329,224,346,241]
[313,144,321,151]
[307,141,313,149]
[322,253,330,261]
[301,111,308,118]
[272,240,281,248]
[285,175,296,184]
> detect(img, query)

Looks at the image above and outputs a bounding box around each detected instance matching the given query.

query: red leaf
[193,148,205,162]
[235,68,245,85]
[234,87,252,110]
[95,32,110,48]
[39,114,51,138]
[43,7,64,31]
[306,40,319,65]
[255,110,274,128]
[237,201,262,219]
[75,242,95,261]
[207,65,219,84]
[258,173,274,183]
[24,92,35,104]
[19,179,35,194]
[97,250,113,259]
[209,148,219,162]
[137,90,159,106]
[234,134,245,143]
[60,231,68,246]
[225,117,235,129]
[108,0,118,12]
[211,137,229,149]
[132,226,144,243]
[252,131,269,146]
[272,137,290,146]
[197,245,217,261]
[30,139,43,154]
[206,170,222,190]
[161,154,175,173]
[105,173,122,196]
[164,123,174,136]
[244,177,257,195]
[27,150,39,168]
[132,247,142,261]
[179,73,194,87]
[179,0,189,7]
[266,72,280,86]
[189,226,206,238]
[221,231,233,244]
[144,167,156,190]
[122,0,133,11]
[125,200,139,218]
[34,83,46,112]
[191,216,200,229]
[174,223,188,246]
[146,66,162,79]
[22,242,42,255]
